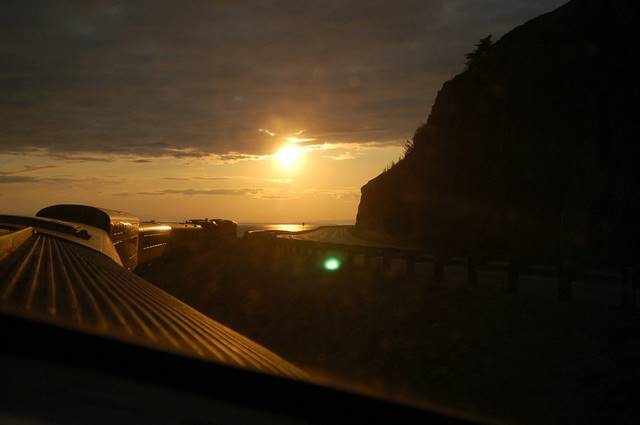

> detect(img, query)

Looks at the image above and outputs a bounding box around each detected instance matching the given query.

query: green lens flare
[323,257,341,271]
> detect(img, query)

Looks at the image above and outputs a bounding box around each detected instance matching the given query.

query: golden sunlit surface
[0,141,403,223]
[274,144,304,171]
[266,224,308,232]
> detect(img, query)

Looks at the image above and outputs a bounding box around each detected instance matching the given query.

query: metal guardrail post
[622,267,635,310]
[507,261,520,293]
[362,253,370,270]
[467,256,478,287]
[434,258,444,284]
[383,256,391,270]
[558,261,574,302]
[342,250,353,273]
[406,257,415,275]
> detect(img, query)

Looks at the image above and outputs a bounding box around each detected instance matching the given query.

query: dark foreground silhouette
[137,240,640,425]
[357,0,640,265]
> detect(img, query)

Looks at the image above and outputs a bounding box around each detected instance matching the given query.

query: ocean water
[237,221,353,237]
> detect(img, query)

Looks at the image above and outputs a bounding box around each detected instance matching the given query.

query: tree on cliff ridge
[465,35,493,68]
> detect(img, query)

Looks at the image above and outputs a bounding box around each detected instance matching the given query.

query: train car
[0,214,122,265]
[137,221,172,264]
[0,207,306,381]
[163,222,204,255]
[0,205,462,425]
[187,218,238,241]
[37,204,140,270]
[212,218,238,240]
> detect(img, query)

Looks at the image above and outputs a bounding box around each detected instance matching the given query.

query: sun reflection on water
[266,223,309,233]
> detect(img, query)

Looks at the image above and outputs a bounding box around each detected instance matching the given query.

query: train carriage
[37,204,141,270]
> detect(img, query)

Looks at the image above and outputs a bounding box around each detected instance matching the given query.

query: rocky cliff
[356,0,640,263]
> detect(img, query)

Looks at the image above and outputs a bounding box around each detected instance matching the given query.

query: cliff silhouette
[356,0,640,264]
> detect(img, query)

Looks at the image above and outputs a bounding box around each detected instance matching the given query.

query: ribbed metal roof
[0,232,307,380]
[36,204,140,234]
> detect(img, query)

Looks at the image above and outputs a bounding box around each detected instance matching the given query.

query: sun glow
[275,144,304,171]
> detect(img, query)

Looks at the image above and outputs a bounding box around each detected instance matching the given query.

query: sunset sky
[1,0,565,222]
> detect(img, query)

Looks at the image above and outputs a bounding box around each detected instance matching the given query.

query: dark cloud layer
[1,0,566,159]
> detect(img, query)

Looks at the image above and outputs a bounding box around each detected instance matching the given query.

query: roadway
[276,226,418,252]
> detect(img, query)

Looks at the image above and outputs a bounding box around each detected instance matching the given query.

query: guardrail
[245,230,638,311]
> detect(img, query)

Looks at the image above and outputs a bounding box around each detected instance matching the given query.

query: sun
[275,144,303,171]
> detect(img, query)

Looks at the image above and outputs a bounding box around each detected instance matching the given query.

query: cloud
[21,164,57,173]
[161,175,292,184]
[161,177,191,181]
[213,152,269,164]
[258,128,276,137]
[0,175,39,183]
[48,153,116,162]
[0,174,125,186]
[137,188,261,196]
[164,176,228,181]
[286,137,316,144]
[0,0,566,159]
[192,176,231,181]
[323,152,356,161]
[161,147,209,159]
[0,175,75,184]
[246,177,293,184]
[130,186,359,202]
[6,146,269,165]
[299,140,403,151]
[300,188,361,201]
[0,165,56,176]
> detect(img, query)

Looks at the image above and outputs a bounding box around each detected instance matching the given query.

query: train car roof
[36,204,140,234]
[0,228,306,380]
[0,215,122,265]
